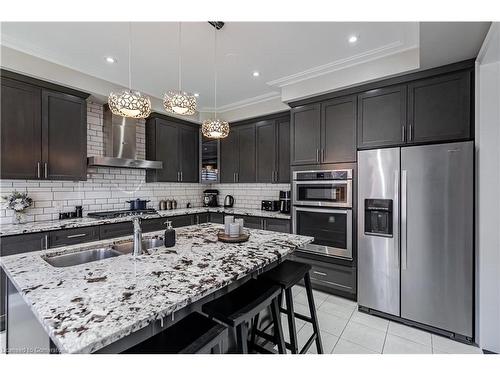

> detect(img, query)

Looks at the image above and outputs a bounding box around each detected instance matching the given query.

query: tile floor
[0,286,483,355]
[285,285,483,354]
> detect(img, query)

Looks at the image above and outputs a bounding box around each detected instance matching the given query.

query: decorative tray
[217,229,250,243]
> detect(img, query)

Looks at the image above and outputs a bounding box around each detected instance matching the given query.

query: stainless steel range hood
[87,106,162,170]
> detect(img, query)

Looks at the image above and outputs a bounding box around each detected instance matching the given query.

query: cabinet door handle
[180,171,183,182]
[236,172,239,182]
[408,124,413,142]
[321,149,325,163]
[44,162,48,179]
[402,126,406,142]
[67,233,87,239]
[43,234,48,250]
[313,270,327,277]
[316,149,319,163]
[37,162,41,179]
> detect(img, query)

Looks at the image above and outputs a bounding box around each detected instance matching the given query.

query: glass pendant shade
[108,90,151,119]
[163,90,197,115]
[202,118,229,139]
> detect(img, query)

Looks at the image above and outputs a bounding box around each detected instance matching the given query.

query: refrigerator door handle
[401,169,408,270]
[394,169,400,268]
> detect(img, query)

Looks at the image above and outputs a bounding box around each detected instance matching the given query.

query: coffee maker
[279,190,291,214]
[203,189,219,207]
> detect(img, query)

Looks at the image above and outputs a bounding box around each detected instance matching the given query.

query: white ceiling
[1,22,419,111]
[0,22,490,114]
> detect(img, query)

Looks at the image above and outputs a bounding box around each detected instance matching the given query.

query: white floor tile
[340,321,386,353]
[292,285,305,297]
[297,324,338,354]
[293,289,329,307]
[0,331,5,354]
[316,310,349,337]
[325,294,358,308]
[432,335,482,354]
[333,338,378,354]
[280,314,306,342]
[383,334,432,354]
[388,321,432,347]
[350,310,389,332]
[318,299,356,319]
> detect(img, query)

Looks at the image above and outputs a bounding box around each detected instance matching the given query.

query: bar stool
[254,260,323,354]
[202,278,286,354]
[123,312,228,354]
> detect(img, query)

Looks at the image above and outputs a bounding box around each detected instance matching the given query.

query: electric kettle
[223,195,234,208]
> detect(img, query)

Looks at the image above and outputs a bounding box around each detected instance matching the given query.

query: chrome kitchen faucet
[132,217,144,256]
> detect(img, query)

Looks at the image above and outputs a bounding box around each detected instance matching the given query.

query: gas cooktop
[87,208,158,219]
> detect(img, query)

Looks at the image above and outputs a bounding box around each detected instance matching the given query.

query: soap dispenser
[164,220,176,248]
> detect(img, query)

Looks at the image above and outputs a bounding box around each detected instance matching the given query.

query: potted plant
[2,190,33,224]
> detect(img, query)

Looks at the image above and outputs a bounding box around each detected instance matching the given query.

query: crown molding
[200,91,282,113]
[266,41,418,88]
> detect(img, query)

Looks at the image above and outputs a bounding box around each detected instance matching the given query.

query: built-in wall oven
[292,169,353,260]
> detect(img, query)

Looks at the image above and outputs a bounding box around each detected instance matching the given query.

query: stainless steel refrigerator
[357,141,473,340]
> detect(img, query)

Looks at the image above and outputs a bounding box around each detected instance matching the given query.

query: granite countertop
[0,223,312,353]
[0,207,291,237]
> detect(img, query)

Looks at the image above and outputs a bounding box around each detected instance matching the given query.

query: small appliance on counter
[261,200,280,211]
[224,195,234,208]
[279,191,291,214]
[203,189,220,207]
[126,198,150,211]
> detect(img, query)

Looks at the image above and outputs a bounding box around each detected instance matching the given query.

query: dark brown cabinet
[0,78,42,180]
[357,85,407,149]
[264,218,290,233]
[146,116,199,183]
[170,215,194,228]
[291,104,321,165]
[1,74,87,181]
[99,222,134,240]
[256,116,291,183]
[408,71,471,144]
[49,226,99,248]
[321,96,357,163]
[220,123,256,183]
[42,90,87,180]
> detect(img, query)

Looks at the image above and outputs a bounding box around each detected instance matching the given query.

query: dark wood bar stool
[123,312,228,354]
[254,260,323,354]
[202,278,286,354]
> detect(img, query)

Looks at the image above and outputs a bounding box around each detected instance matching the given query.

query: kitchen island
[0,223,312,354]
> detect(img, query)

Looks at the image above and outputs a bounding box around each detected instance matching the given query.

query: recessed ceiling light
[105,56,116,64]
[348,35,358,44]
[252,71,260,77]
[194,93,200,97]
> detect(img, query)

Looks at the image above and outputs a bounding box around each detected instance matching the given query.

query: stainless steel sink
[111,238,165,254]
[43,248,121,268]
[43,237,166,267]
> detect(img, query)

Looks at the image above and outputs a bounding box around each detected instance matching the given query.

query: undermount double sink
[42,238,165,268]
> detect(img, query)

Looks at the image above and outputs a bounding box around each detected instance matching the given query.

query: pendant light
[164,23,197,115]
[202,26,229,139]
[108,23,151,119]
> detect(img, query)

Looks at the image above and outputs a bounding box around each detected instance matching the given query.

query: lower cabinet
[49,226,99,248]
[264,218,291,233]
[195,213,210,224]
[290,253,357,300]
[170,215,194,228]
[141,218,166,233]
[99,222,134,240]
[209,213,224,224]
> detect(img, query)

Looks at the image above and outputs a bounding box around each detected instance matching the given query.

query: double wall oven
[292,169,353,260]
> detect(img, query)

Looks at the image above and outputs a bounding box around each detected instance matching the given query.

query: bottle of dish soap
[163,220,176,248]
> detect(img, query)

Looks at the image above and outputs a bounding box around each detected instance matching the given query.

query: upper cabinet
[1,72,88,181]
[291,97,357,166]
[146,115,199,183]
[220,123,256,183]
[276,118,291,183]
[408,71,471,144]
[357,85,406,149]
[291,104,321,165]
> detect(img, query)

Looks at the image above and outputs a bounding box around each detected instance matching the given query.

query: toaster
[261,200,280,211]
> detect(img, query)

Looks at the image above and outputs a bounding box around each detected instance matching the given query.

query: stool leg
[304,272,323,354]
[271,297,286,354]
[285,288,299,354]
[236,323,249,354]
[211,343,221,354]
[250,313,260,349]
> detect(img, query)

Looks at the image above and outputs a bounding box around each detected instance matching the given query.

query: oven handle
[293,206,349,214]
[293,180,351,185]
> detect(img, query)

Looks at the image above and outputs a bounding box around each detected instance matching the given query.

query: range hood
[87,106,162,170]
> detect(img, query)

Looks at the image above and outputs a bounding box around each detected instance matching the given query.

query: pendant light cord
[214,27,217,118]
[128,22,132,91]
[178,22,182,92]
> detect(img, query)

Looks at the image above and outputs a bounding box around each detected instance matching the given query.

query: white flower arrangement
[2,190,33,212]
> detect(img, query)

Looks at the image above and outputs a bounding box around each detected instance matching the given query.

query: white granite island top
[0,223,312,354]
[0,207,291,237]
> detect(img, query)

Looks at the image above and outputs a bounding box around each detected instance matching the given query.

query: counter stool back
[123,312,227,354]
[202,278,286,354]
